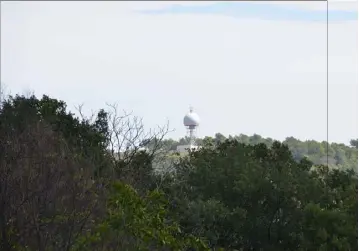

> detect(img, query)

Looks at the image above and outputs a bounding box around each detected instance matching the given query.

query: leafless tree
[75,103,172,183]
[106,103,170,160]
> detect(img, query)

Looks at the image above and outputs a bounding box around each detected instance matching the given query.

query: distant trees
[160,134,357,172]
[214,133,226,144]
[350,139,358,149]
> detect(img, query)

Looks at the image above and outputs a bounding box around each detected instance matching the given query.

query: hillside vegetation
[153,134,358,172]
[0,94,357,251]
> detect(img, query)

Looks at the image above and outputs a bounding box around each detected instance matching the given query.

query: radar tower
[183,106,200,146]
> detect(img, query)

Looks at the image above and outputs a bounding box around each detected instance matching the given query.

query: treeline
[0,94,357,251]
[154,133,358,172]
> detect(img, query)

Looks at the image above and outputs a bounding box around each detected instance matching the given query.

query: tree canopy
[0,93,357,251]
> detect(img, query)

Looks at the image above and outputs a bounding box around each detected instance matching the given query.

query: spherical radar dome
[183,108,200,127]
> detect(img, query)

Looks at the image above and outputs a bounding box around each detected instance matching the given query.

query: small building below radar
[176,144,199,153]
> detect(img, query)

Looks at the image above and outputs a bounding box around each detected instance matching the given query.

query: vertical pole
[189,128,194,145]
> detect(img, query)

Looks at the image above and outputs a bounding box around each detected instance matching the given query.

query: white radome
[183,108,200,126]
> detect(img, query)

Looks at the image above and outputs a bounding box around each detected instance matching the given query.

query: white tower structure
[184,107,200,145]
[177,107,201,153]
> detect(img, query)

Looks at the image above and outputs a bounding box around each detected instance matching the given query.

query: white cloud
[261,1,357,11]
[1,2,357,143]
[127,1,357,12]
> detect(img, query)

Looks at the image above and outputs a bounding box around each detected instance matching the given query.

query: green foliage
[350,139,358,149]
[73,182,209,251]
[165,140,357,250]
[0,94,111,177]
[1,93,357,251]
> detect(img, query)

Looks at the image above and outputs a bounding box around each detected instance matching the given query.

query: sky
[1,1,358,144]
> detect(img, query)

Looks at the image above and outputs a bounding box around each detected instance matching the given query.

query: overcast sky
[1,1,357,144]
